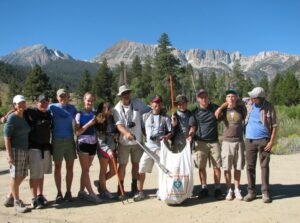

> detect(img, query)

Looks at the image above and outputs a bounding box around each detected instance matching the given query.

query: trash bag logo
[173,180,183,189]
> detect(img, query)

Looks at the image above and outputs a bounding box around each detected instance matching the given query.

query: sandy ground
[0,150,299,223]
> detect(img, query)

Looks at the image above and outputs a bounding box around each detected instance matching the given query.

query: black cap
[225,89,238,96]
[37,94,49,102]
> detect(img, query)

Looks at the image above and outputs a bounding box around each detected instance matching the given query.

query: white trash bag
[158,141,194,204]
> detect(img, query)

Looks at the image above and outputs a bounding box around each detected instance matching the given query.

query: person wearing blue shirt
[48,89,77,203]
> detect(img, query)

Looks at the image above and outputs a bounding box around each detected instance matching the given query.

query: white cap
[13,95,26,104]
[248,87,266,98]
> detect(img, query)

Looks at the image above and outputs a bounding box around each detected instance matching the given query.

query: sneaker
[55,192,64,204]
[234,189,243,200]
[243,192,256,202]
[133,191,145,202]
[77,191,89,200]
[4,195,14,207]
[31,197,38,209]
[14,200,30,213]
[35,196,45,209]
[38,194,48,205]
[86,193,103,203]
[225,189,233,201]
[101,191,114,199]
[262,192,271,203]
[64,191,73,202]
[214,189,224,200]
[197,188,209,199]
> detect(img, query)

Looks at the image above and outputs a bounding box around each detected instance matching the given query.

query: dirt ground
[0,151,299,223]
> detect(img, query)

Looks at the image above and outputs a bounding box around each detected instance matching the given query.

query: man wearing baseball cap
[243,87,277,203]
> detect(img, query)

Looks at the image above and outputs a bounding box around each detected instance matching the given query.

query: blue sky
[1,0,300,60]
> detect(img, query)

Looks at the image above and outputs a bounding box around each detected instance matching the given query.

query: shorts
[52,138,77,161]
[193,141,221,169]
[77,142,97,156]
[221,141,245,171]
[139,149,160,173]
[117,144,143,164]
[29,149,52,179]
[97,134,116,159]
[10,148,29,178]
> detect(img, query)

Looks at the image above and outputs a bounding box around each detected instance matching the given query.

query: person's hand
[171,114,177,127]
[264,141,273,152]
[125,132,134,141]
[107,150,114,159]
[1,116,7,124]
[186,135,193,142]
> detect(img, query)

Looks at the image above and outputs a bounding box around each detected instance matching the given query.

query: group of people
[2,84,277,213]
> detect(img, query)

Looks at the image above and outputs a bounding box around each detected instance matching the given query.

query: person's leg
[234,170,241,189]
[65,159,74,193]
[224,170,231,190]
[130,145,143,196]
[213,167,221,185]
[199,168,207,185]
[258,139,271,202]
[54,160,63,194]
[99,157,109,192]
[11,176,26,201]
[106,158,116,180]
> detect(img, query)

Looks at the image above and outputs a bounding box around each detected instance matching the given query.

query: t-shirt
[246,104,270,139]
[143,112,172,151]
[48,103,77,139]
[172,110,193,145]
[25,108,53,147]
[75,110,97,144]
[222,107,246,142]
[190,103,219,142]
[113,98,151,145]
[3,113,30,149]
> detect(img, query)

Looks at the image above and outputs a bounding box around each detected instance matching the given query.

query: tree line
[1,33,299,107]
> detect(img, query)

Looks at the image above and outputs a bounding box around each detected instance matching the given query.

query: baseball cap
[57,88,68,97]
[13,95,26,104]
[248,87,266,98]
[36,94,49,102]
[225,89,238,95]
[175,95,188,103]
[197,89,208,96]
[151,95,162,103]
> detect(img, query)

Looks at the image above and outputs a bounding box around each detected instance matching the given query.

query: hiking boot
[197,188,209,199]
[262,192,271,203]
[64,191,73,202]
[133,191,145,202]
[4,195,14,207]
[55,192,63,204]
[234,189,243,201]
[101,191,114,199]
[129,180,138,197]
[225,189,233,201]
[14,200,30,213]
[214,189,224,200]
[243,192,256,202]
[86,193,103,204]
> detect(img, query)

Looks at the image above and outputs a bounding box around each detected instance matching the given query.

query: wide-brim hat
[117,85,132,96]
[175,95,188,104]
[248,87,265,98]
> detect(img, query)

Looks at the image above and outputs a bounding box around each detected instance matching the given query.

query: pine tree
[206,72,217,100]
[92,59,113,103]
[281,71,300,106]
[76,70,92,98]
[23,65,52,101]
[151,33,180,104]
[269,73,284,105]
[8,78,21,103]
[231,60,245,96]
[259,75,269,98]
[130,56,143,97]
[242,77,254,98]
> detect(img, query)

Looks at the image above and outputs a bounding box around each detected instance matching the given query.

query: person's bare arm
[4,137,14,165]
[116,124,134,140]
[75,117,96,136]
[264,127,277,152]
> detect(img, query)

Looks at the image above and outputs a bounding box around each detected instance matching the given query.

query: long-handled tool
[135,140,173,177]
[111,158,127,204]
[169,74,175,114]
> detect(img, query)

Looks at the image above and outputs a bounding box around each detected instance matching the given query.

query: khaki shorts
[139,149,160,174]
[52,138,77,161]
[10,148,29,178]
[193,141,221,169]
[221,141,245,171]
[29,149,52,179]
[117,144,143,164]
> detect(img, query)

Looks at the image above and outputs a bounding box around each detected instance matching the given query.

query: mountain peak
[0,44,74,67]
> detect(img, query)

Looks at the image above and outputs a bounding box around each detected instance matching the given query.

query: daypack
[158,140,194,204]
